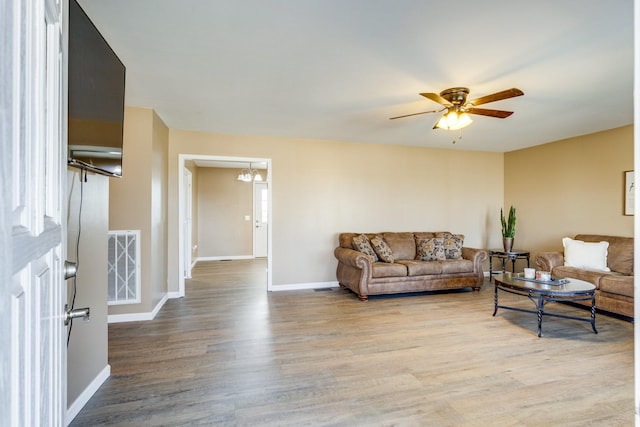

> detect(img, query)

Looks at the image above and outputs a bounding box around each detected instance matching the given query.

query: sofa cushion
[576,234,634,275]
[436,232,464,259]
[396,260,443,276]
[371,262,407,278]
[351,234,379,261]
[416,238,446,261]
[339,232,378,249]
[550,265,606,288]
[562,237,610,272]
[598,274,633,298]
[370,236,394,263]
[414,232,436,240]
[441,259,474,274]
[382,232,416,260]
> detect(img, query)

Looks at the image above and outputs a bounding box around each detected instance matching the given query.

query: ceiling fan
[390,87,524,130]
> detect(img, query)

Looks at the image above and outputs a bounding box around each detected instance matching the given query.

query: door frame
[183,167,193,279]
[177,154,273,296]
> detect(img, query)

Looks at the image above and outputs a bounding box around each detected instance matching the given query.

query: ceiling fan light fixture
[393,87,523,134]
[435,110,473,130]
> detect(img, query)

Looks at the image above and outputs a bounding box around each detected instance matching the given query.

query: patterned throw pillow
[416,238,446,261]
[351,234,379,261]
[370,235,394,263]
[436,232,464,259]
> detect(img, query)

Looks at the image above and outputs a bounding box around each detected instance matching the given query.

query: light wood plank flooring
[71,259,634,426]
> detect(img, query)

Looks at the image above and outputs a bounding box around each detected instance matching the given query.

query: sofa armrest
[334,247,374,297]
[535,252,563,271]
[462,247,488,270]
[334,247,374,270]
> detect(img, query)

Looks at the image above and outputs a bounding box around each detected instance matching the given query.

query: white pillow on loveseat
[562,237,610,272]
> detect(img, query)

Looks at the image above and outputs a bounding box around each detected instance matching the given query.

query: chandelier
[237,162,263,182]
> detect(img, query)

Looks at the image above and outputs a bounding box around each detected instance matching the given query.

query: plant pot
[502,237,514,253]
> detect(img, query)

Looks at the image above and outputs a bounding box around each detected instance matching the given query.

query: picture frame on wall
[624,170,634,216]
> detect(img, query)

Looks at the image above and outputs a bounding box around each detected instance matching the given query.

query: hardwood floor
[71,259,634,426]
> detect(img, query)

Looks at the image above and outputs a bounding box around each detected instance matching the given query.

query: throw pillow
[563,237,610,271]
[351,234,378,261]
[370,235,395,263]
[436,232,464,259]
[416,238,446,261]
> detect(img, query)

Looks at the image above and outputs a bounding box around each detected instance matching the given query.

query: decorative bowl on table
[536,271,551,281]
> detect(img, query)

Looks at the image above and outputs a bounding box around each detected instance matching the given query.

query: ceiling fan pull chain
[452,128,463,144]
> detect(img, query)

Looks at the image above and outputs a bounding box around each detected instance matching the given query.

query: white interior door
[254,182,268,258]
[2,0,67,425]
[183,168,193,278]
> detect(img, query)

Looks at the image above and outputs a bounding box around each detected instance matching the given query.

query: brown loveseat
[334,232,487,301]
[535,234,633,318]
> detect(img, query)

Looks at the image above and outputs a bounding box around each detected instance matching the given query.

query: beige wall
[167,130,505,289]
[109,107,169,314]
[150,111,169,306]
[504,125,633,264]
[66,170,109,407]
[197,167,254,257]
[113,110,633,297]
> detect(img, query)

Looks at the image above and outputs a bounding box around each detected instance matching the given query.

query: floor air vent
[107,230,141,305]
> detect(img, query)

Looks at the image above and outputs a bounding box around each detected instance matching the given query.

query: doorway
[178,154,272,297]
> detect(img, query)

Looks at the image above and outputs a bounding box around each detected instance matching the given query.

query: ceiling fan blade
[389,109,440,120]
[466,108,514,118]
[468,88,524,106]
[420,92,453,107]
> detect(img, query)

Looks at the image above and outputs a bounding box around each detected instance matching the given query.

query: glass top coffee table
[492,272,597,337]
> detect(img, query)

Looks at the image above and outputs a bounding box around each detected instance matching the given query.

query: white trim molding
[271,281,339,292]
[65,364,110,426]
[107,294,168,323]
[196,255,254,262]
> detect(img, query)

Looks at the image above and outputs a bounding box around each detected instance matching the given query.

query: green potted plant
[500,206,516,252]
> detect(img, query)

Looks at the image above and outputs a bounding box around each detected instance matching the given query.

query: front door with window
[254,182,268,258]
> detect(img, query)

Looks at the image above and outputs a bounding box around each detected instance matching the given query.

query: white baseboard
[107,293,168,323]
[196,255,254,262]
[66,364,110,426]
[168,291,183,299]
[271,281,339,291]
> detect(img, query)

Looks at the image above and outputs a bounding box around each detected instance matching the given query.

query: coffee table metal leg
[493,282,499,316]
[591,294,598,334]
[489,255,493,282]
[536,295,544,337]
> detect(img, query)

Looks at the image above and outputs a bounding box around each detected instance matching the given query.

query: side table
[489,249,530,282]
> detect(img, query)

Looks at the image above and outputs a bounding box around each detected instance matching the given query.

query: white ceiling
[78,0,634,152]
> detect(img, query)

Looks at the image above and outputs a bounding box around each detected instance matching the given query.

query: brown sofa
[334,232,487,301]
[535,234,634,318]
